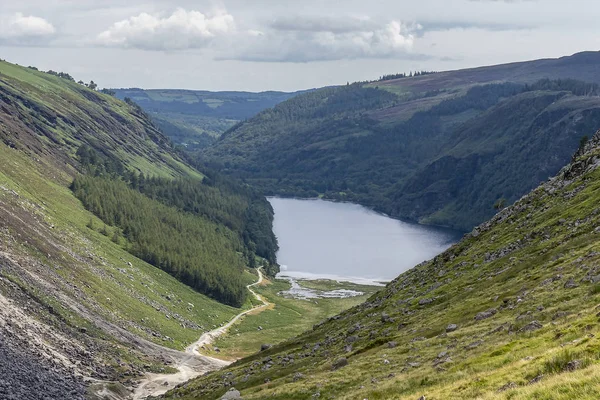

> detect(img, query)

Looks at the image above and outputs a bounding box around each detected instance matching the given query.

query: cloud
[269,15,378,34]
[420,20,534,33]
[0,12,56,45]
[227,16,422,62]
[96,8,235,51]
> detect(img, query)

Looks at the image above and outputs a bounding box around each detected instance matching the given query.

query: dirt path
[131,268,271,399]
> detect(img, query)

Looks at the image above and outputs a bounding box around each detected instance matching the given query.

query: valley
[3,21,600,399]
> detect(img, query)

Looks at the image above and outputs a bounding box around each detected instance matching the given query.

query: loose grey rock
[564,278,578,289]
[332,357,348,370]
[293,372,304,382]
[221,387,242,400]
[498,382,517,392]
[419,298,434,306]
[346,335,359,344]
[260,344,272,351]
[519,321,543,332]
[474,308,497,320]
[446,324,458,332]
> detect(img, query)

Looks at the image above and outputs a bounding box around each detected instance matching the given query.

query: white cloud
[227,17,421,62]
[96,8,235,51]
[0,12,56,45]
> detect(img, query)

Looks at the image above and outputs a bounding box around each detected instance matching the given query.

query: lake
[269,198,462,284]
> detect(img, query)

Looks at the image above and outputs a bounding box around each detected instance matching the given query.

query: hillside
[164,128,600,399]
[0,61,276,397]
[202,51,600,231]
[112,89,305,150]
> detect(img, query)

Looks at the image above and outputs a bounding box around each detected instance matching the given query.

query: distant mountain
[112,88,308,149]
[165,127,600,399]
[202,51,600,231]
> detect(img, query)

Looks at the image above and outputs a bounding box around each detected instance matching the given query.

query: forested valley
[72,145,278,307]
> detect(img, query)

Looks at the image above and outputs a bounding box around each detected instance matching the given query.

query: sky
[0,0,599,92]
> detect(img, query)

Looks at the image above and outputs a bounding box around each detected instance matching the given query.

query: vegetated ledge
[162,129,600,399]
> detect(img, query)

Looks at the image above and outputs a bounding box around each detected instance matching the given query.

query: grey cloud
[268,15,380,34]
[420,20,534,33]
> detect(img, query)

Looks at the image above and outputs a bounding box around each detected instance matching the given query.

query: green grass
[206,278,379,360]
[164,132,600,399]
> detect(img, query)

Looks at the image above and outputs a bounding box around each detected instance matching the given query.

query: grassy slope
[0,63,251,381]
[165,131,600,399]
[205,278,379,360]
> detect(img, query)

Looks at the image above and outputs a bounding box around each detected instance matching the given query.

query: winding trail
[132,268,271,399]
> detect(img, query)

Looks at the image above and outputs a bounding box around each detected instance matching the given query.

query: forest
[72,145,278,306]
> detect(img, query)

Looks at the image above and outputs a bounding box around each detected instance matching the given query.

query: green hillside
[112,88,306,150]
[202,52,600,231]
[0,60,276,390]
[164,128,600,399]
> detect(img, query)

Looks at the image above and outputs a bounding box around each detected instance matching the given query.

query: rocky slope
[164,129,600,399]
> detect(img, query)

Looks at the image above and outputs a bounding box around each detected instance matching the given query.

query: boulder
[474,309,497,320]
[519,321,543,332]
[332,358,348,370]
[221,388,242,400]
[446,324,458,332]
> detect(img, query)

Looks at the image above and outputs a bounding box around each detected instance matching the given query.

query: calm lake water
[269,198,461,284]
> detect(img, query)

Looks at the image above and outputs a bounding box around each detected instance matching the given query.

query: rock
[79,327,87,334]
[446,324,458,333]
[346,335,359,344]
[437,351,448,358]
[474,308,497,320]
[565,360,583,372]
[408,362,421,368]
[332,358,348,370]
[418,396,426,400]
[527,375,544,385]
[549,310,567,321]
[419,298,434,306]
[381,313,391,322]
[214,347,221,353]
[260,344,272,351]
[163,382,169,386]
[387,341,397,348]
[519,321,543,332]
[498,382,517,392]
[466,340,483,350]
[257,326,263,331]
[344,345,353,353]
[220,388,242,400]
[564,278,578,289]
[293,372,304,382]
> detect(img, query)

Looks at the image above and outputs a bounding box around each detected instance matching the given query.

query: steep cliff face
[166,129,600,399]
